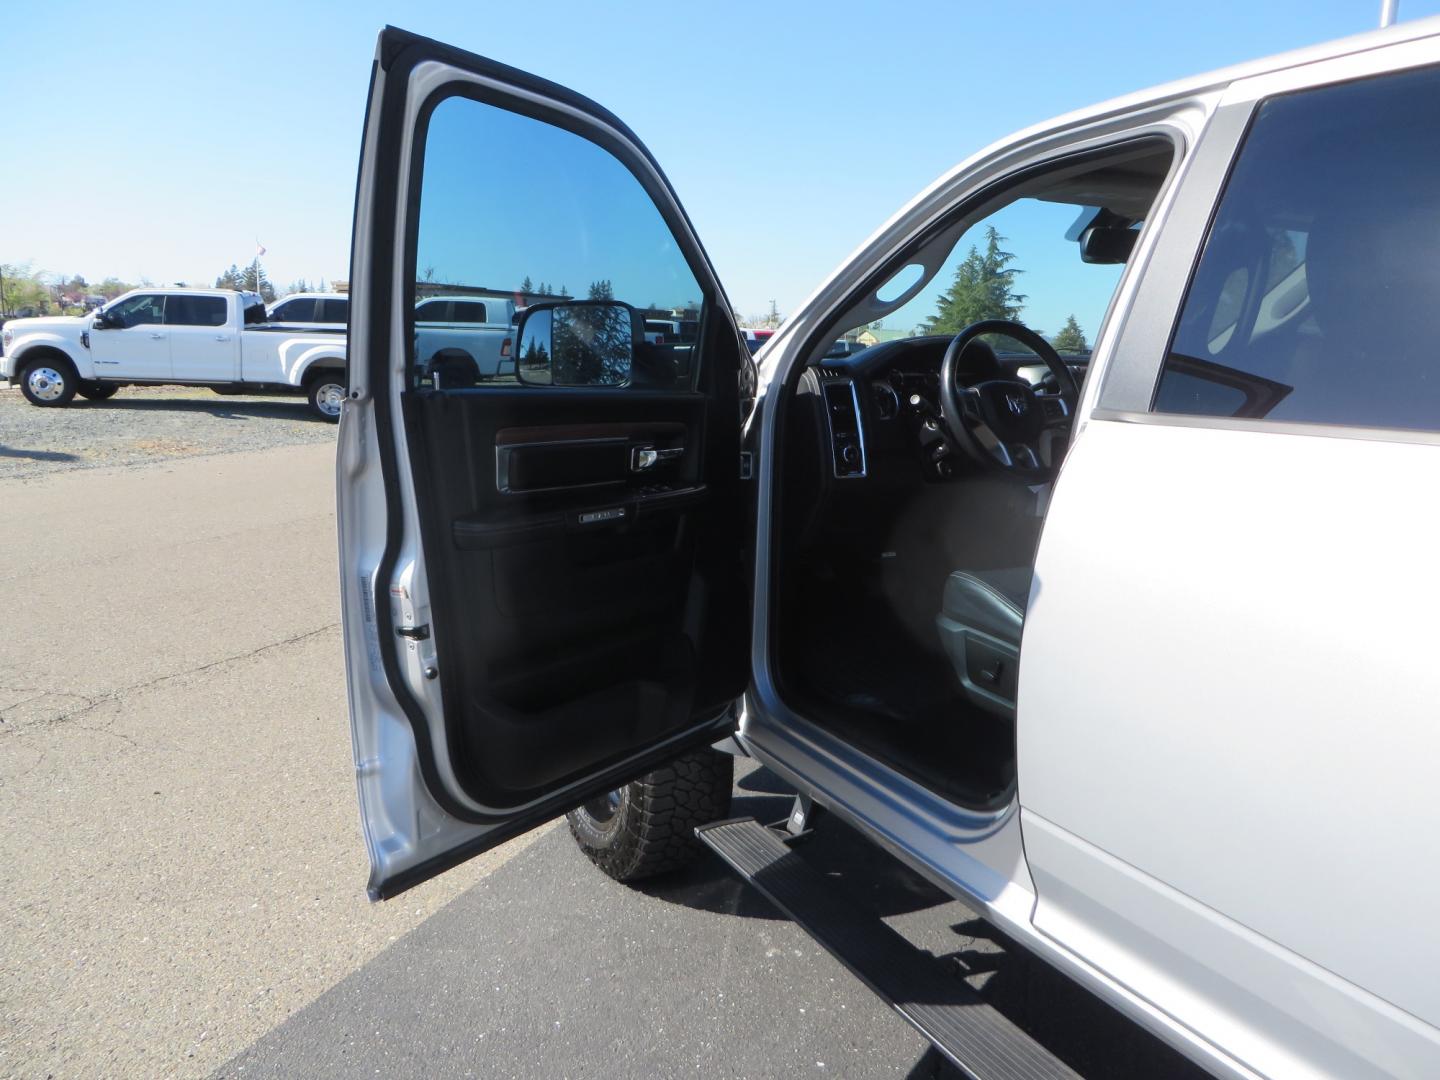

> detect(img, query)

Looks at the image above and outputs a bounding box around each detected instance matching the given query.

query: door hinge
[396,623,430,641]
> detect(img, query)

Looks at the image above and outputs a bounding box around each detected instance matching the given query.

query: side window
[1154,65,1440,432]
[319,298,349,323]
[272,298,315,323]
[415,94,704,389]
[166,296,227,327]
[110,294,165,328]
[450,301,488,324]
[414,300,447,322]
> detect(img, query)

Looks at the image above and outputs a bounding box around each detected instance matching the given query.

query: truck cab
[336,23,1440,1079]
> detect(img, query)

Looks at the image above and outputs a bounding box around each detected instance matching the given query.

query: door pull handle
[631,445,685,471]
[150,333,166,340]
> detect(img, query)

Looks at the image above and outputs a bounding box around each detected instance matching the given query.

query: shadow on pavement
[648,763,1212,1079]
[0,444,81,462]
[72,396,321,422]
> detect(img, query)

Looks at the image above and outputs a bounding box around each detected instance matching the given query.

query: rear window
[166,296,228,327]
[1153,65,1440,433]
[450,301,488,323]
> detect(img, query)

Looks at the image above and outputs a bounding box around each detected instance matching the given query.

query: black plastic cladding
[356,28,742,889]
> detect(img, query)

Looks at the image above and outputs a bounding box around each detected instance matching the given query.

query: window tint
[319,298,349,323]
[414,300,448,322]
[415,95,704,389]
[166,295,228,327]
[272,298,316,323]
[1155,66,1440,432]
[449,301,488,324]
[109,294,165,328]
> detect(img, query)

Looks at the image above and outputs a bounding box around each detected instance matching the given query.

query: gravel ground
[0,384,335,481]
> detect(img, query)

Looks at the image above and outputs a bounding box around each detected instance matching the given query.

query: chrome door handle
[631,445,685,471]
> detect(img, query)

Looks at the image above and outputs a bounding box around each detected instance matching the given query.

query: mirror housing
[514,301,636,387]
[91,310,119,330]
[1079,224,1138,265]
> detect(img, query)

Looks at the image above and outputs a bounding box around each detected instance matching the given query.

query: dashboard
[804,335,1086,486]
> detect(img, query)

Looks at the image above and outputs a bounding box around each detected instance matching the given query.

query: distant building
[853,326,914,347]
[331,279,568,307]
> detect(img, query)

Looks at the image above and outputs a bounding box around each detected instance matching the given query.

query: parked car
[413,295,515,384]
[267,292,349,329]
[1,288,347,419]
[739,327,774,354]
[336,22,1440,1079]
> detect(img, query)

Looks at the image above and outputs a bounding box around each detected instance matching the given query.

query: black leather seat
[936,567,1032,719]
[940,568,1031,648]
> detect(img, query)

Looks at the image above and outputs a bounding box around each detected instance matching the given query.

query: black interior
[768,143,1174,809]
[773,341,1056,807]
[402,315,751,811]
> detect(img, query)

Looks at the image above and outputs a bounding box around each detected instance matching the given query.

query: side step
[696,817,1081,1080]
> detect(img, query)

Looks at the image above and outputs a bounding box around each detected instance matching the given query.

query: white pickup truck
[413,295,515,384]
[0,288,348,420]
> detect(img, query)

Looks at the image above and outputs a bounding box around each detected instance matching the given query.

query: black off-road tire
[567,748,734,882]
[77,381,118,400]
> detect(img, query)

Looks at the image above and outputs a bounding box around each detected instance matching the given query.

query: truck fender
[9,334,95,379]
[282,342,347,387]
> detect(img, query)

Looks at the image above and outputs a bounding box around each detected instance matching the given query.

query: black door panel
[402,382,747,811]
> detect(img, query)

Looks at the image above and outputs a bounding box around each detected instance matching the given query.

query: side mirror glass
[515,301,635,387]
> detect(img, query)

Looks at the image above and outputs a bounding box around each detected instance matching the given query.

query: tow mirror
[514,301,635,387]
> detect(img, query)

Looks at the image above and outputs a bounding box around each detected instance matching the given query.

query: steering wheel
[938,320,1079,484]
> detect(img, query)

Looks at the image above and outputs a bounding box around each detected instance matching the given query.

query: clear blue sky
[6,0,1438,324]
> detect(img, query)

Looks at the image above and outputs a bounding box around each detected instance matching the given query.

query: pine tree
[241,261,276,303]
[521,275,534,293]
[1051,314,1089,354]
[923,226,1026,336]
[215,264,245,291]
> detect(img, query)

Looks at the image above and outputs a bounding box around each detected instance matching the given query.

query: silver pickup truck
[334,20,1440,1080]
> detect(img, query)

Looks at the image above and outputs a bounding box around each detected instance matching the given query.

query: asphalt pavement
[0,390,1208,1079]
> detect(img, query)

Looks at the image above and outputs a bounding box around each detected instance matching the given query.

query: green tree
[241,261,276,303]
[0,262,51,316]
[922,226,1027,336]
[1050,314,1089,354]
[96,277,134,301]
[520,275,533,293]
[215,264,245,291]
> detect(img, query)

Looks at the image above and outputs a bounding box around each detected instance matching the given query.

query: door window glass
[271,298,315,323]
[319,298,349,323]
[414,300,448,322]
[166,295,228,327]
[110,294,165,328]
[1154,65,1440,432]
[415,94,704,389]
